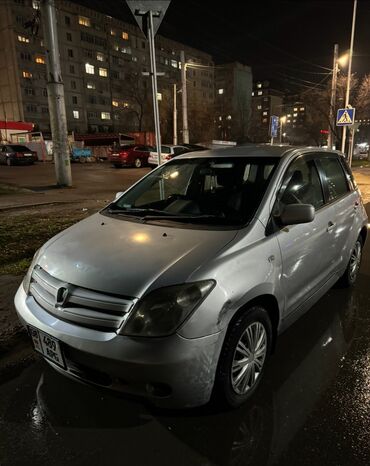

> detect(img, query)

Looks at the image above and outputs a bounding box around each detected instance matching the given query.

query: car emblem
[56,286,69,307]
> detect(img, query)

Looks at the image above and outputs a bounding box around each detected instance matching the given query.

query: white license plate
[28,326,66,369]
[24,154,33,157]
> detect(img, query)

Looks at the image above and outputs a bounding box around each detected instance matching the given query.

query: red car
[108,144,154,168]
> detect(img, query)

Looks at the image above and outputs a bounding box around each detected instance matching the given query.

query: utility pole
[40,0,72,187]
[341,0,357,155]
[173,83,177,145]
[328,43,339,150]
[180,50,189,144]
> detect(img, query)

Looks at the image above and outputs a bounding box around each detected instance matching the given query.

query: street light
[338,53,349,68]
[280,116,287,143]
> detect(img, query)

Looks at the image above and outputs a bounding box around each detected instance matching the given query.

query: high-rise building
[214,62,252,142]
[0,0,215,141]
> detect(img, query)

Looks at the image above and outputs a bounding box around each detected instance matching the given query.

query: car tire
[337,236,363,288]
[214,306,272,408]
[134,158,142,168]
[113,164,122,168]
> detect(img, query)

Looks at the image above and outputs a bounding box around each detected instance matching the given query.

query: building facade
[250,80,284,142]
[214,62,252,142]
[0,0,215,142]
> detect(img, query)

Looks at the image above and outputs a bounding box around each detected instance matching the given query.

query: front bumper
[14,285,224,408]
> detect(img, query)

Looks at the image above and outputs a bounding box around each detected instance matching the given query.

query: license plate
[24,154,32,157]
[28,326,66,369]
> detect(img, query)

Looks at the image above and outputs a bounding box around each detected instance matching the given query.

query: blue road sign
[336,108,355,126]
[270,115,279,138]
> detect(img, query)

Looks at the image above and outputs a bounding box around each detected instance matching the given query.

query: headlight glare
[121,280,215,337]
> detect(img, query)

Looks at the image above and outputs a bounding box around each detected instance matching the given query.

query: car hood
[37,213,238,297]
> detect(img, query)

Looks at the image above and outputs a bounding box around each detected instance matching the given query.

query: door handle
[327,221,336,232]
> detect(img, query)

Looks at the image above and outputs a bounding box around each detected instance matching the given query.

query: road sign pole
[341,0,357,155]
[147,10,162,166]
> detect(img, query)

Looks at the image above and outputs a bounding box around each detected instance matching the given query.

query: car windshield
[107,156,279,226]
[7,145,30,152]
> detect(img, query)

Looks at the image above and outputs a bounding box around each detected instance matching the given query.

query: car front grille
[29,265,135,332]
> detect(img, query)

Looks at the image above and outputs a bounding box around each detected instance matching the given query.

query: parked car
[0,144,37,166]
[108,144,154,168]
[147,144,189,167]
[15,145,367,408]
[180,143,208,151]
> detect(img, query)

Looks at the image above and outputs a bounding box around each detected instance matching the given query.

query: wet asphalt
[0,229,369,465]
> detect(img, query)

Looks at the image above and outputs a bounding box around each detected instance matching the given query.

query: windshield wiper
[142,214,234,223]
[107,207,178,217]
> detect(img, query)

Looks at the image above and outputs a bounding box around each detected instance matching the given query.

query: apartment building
[214,62,253,142]
[250,80,284,142]
[0,0,215,139]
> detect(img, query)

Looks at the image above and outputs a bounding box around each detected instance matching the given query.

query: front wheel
[338,237,363,287]
[214,306,272,408]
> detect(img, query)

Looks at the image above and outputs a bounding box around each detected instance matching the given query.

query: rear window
[6,145,30,152]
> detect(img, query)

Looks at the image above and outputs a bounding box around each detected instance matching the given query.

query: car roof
[175,143,344,160]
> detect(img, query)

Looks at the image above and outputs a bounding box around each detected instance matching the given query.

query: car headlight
[22,249,41,294]
[120,280,215,337]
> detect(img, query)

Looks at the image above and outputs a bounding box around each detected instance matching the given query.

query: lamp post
[280,116,286,144]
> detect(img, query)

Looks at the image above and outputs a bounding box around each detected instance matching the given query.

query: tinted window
[280,158,324,210]
[320,157,349,201]
[161,146,171,154]
[173,147,187,156]
[6,145,30,152]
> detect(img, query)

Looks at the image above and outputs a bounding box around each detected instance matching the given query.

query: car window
[173,147,187,156]
[161,146,171,154]
[6,145,30,152]
[319,157,350,201]
[279,158,324,210]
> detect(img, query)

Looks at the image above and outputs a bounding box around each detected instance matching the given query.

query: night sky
[76,0,370,92]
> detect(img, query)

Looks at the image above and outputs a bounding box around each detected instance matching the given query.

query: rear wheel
[134,158,142,168]
[113,163,122,168]
[214,306,272,408]
[338,237,363,287]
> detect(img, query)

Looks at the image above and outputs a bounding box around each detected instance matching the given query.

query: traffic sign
[270,115,279,138]
[126,1,171,38]
[336,108,355,126]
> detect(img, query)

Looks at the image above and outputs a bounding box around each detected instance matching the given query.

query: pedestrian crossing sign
[336,108,355,126]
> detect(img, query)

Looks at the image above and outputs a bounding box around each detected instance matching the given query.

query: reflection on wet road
[1,254,370,465]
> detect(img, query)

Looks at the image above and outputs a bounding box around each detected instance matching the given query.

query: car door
[316,154,361,273]
[273,154,338,316]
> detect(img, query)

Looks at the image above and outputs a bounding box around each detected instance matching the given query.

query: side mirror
[278,203,315,226]
[115,192,124,200]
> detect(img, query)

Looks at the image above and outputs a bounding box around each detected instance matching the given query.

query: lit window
[99,67,108,77]
[35,56,45,64]
[251,92,254,96]
[226,115,232,120]
[112,100,119,107]
[110,29,116,36]
[73,110,79,119]
[293,113,298,117]
[257,105,262,110]
[18,35,30,43]
[113,44,119,51]
[263,111,268,116]
[96,52,104,61]
[157,93,162,101]
[122,32,129,40]
[178,62,182,69]
[218,88,224,95]
[79,16,91,27]
[262,118,268,123]
[123,102,129,108]
[300,107,305,111]
[293,119,296,123]
[287,119,291,123]
[258,90,263,96]
[101,112,111,120]
[287,114,291,117]
[218,116,222,121]
[132,56,138,62]
[86,82,95,89]
[122,47,131,54]
[22,71,32,78]
[293,107,298,111]
[171,59,177,68]
[257,83,262,88]
[32,1,39,9]
[85,63,94,74]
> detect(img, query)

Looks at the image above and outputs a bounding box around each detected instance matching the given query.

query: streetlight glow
[338,53,349,68]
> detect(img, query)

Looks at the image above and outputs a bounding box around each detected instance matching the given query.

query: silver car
[14,145,368,408]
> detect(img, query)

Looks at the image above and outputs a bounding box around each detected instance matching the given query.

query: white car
[147,144,189,167]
